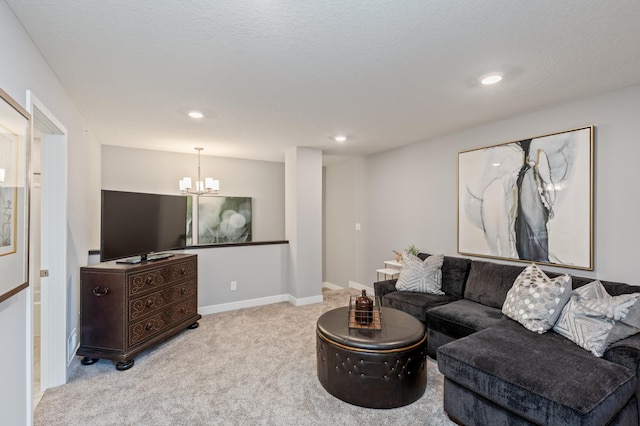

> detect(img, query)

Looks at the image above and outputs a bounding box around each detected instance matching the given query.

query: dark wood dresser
[77,253,200,370]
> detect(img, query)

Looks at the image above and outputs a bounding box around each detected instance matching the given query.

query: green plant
[406,244,420,256]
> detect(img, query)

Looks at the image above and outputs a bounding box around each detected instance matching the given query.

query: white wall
[325,84,640,288]
[285,147,323,302]
[102,145,290,309]
[102,145,285,241]
[0,2,102,424]
[185,244,288,312]
[324,157,364,287]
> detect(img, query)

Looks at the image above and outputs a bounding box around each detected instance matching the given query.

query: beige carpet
[34,289,455,425]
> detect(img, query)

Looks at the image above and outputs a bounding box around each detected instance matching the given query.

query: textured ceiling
[6,1,640,164]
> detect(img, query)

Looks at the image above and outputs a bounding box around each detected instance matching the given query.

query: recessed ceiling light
[334,135,347,143]
[188,111,204,119]
[481,74,503,85]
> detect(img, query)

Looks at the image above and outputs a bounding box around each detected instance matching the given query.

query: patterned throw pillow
[395,253,444,294]
[553,280,640,357]
[502,263,572,333]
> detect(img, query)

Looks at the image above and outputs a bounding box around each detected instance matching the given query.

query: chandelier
[179,147,219,196]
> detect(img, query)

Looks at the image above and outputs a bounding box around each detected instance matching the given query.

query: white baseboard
[349,280,374,294]
[322,282,343,290]
[198,291,327,315]
[288,294,324,306]
[199,294,289,315]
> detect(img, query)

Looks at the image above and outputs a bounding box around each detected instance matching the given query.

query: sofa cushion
[438,320,637,426]
[604,333,640,372]
[395,253,444,294]
[502,263,572,333]
[553,280,640,356]
[381,291,458,324]
[464,260,526,308]
[427,299,507,339]
[373,279,399,299]
[602,280,640,296]
[440,256,472,298]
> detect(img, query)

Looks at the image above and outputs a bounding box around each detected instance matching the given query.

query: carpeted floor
[34,289,455,425]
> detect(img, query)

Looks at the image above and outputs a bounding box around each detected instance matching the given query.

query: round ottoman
[316,306,427,409]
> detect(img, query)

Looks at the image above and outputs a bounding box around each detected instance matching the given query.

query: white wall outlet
[355,223,361,231]
[230,281,237,291]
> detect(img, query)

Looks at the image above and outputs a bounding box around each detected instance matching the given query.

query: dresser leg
[80,357,98,365]
[115,359,135,371]
[188,322,199,329]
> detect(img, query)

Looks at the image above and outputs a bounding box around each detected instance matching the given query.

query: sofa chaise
[374,253,640,425]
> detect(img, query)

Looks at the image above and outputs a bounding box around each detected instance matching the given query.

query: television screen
[100,190,188,262]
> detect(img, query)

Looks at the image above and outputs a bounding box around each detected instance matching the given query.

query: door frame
[25,91,68,418]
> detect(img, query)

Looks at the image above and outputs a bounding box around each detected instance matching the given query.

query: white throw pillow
[502,263,572,333]
[395,253,444,295]
[553,280,640,357]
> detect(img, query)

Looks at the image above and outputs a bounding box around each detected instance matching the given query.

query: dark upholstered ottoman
[316,306,428,409]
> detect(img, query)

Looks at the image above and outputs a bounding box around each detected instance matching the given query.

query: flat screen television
[100,190,188,263]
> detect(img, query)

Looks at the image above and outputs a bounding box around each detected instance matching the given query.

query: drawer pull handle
[92,287,109,297]
[146,298,154,307]
[146,276,153,284]
[145,322,154,331]
[180,267,187,275]
[181,307,187,314]
[180,287,186,295]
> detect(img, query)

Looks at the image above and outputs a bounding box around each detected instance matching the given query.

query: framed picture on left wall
[0,88,30,302]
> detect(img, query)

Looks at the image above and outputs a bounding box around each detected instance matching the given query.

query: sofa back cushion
[570,277,640,297]
[602,280,640,296]
[464,260,526,308]
[418,253,471,298]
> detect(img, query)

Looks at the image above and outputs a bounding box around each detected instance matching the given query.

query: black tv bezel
[99,190,188,263]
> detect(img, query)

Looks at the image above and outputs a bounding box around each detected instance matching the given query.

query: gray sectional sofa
[374,254,640,425]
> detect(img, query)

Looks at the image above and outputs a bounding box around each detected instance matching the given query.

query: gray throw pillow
[502,263,572,333]
[553,280,640,357]
[395,253,444,295]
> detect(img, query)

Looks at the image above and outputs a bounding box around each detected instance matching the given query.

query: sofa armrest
[374,279,398,298]
[603,333,640,372]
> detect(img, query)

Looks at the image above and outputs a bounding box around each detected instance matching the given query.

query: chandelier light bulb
[178,148,219,196]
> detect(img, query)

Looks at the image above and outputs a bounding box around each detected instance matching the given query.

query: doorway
[26,92,68,414]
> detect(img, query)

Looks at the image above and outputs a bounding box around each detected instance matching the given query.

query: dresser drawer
[127,259,196,296]
[128,299,198,347]
[129,280,197,321]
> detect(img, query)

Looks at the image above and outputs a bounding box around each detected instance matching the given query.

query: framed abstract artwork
[458,126,594,270]
[0,89,30,302]
[198,196,252,244]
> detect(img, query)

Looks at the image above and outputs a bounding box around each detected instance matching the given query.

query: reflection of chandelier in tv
[179,147,219,196]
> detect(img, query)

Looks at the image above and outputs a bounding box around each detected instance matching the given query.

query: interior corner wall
[324,157,365,287]
[325,84,640,288]
[101,145,285,241]
[285,147,323,299]
[0,2,102,424]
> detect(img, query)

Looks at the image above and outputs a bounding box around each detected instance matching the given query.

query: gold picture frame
[0,89,30,302]
[458,126,594,270]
